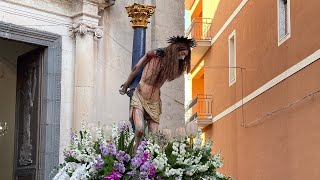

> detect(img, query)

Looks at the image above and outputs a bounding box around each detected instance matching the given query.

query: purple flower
[105,170,122,180]
[100,142,108,155]
[116,151,125,162]
[131,140,149,169]
[136,141,147,156]
[114,162,125,173]
[63,150,71,157]
[141,151,149,164]
[70,131,77,144]
[108,142,117,156]
[140,161,149,172]
[149,164,156,178]
[95,154,104,170]
[126,171,135,177]
[123,154,130,162]
[131,156,142,168]
[118,122,130,133]
[140,171,148,177]
[140,161,156,178]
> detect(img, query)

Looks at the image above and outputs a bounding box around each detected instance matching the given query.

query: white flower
[194,154,202,164]
[194,131,203,148]
[183,158,192,165]
[185,168,196,176]
[153,153,168,171]
[179,143,187,155]
[87,162,97,174]
[146,140,161,158]
[164,167,184,177]
[65,162,79,174]
[111,122,119,145]
[197,164,209,172]
[70,164,89,180]
[53,162,90,180]
[215,171,226,178]
[53,170,70,180]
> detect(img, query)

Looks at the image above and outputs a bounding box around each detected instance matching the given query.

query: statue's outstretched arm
[119,53,151,95]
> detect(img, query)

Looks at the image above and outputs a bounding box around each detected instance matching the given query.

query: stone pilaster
[70,0,114,130]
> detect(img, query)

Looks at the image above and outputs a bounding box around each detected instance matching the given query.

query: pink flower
[105,170,122,180]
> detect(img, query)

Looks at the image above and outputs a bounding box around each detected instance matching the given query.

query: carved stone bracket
[69,23,103,38]
[125,3,156,28]
[98,0,116,10]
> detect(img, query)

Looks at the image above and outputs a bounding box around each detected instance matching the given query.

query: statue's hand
[119,83,129,95]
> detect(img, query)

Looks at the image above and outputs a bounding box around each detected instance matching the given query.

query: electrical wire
[244,88,320,128]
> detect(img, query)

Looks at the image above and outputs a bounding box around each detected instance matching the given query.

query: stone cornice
[1,0,116,19]
[82,0,116,10]
[71,12,101,20]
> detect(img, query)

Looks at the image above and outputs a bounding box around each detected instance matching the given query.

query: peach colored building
[185,0,320,179]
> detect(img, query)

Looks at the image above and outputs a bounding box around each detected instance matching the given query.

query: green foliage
[165,143,177,165]
[122,174,130,180]
[94,141,101,154]
[164,177,176,180]
[97,155,115,177]
[65,156,80,163]
[127,136,135,157]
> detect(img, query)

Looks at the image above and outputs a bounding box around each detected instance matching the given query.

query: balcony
[185,17,212,71]
[185,94,213,128]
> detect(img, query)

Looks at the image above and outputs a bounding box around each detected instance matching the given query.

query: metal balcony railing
[185,17,213,40]
[185,94,213,122]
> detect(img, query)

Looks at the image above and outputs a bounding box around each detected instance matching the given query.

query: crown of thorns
[167,36,197,48]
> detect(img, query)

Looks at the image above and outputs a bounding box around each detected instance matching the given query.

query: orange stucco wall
[195,0,320,179]
[192,76,204,115]
[192,77,204,99]
[209,0,243,37]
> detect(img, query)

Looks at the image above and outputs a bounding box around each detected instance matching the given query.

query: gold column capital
[125,3,156,28]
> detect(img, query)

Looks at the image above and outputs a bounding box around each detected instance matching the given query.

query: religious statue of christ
[119,36,196,148]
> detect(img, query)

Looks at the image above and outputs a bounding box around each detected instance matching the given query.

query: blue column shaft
[129,28,146,96]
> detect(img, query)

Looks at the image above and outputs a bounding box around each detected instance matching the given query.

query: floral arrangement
[51,122,232,180]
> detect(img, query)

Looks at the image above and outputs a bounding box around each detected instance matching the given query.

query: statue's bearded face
[178,49,189,60]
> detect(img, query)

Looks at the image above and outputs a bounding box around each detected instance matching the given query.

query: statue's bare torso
[137,57,166,101]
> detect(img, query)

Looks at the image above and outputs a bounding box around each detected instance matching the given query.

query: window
[278,0,291,45]
[229,30,236,86]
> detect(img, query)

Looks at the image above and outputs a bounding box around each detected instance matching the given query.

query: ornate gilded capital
[69,23,103,38]
[125,3,156,28]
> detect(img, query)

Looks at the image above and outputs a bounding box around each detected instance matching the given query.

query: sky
[185,10,190,30]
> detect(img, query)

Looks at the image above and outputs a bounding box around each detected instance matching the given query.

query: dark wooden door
[14,49,42,180]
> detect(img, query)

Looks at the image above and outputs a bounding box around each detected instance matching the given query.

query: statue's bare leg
[133,107,144,150]
[147,118,159,135]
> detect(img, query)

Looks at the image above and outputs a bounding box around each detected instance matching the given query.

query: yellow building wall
[202,0,219,19]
